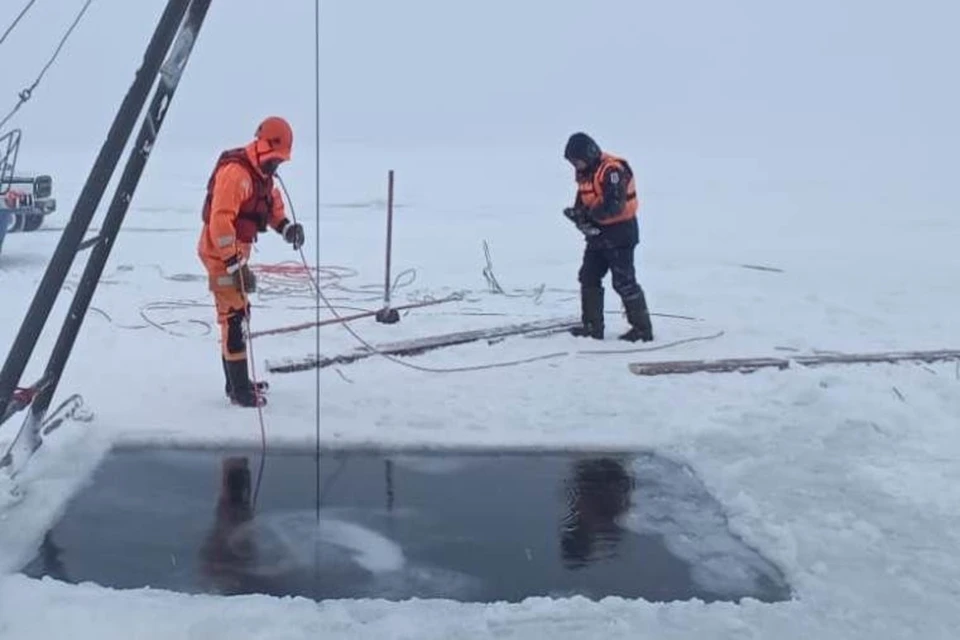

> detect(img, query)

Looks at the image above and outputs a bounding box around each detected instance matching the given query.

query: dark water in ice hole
[22,447,791,604]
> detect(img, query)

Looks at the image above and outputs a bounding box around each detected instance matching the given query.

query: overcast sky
[1,0,957,187]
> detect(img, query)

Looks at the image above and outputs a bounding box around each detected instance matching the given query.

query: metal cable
[0,0,38,47]
[0,0,94,131]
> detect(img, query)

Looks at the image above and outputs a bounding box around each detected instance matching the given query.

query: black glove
[563,207,600,237]
[282,221,305,250]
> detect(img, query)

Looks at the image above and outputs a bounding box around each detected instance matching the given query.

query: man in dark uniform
[562,132,654,342]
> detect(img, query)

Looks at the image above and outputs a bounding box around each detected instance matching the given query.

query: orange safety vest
[576,152,638,225]
[200,147,275,243]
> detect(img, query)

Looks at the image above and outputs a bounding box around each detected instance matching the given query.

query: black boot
[224,358,267,407]
[222,357,231,397]
[619,293,654,342]
[223,357,268,398]
[570,286,604,340]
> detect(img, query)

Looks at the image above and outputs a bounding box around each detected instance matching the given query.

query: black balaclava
[564,132,602,170]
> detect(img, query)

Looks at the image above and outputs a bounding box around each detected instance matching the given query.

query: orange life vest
[200,147,275,243]
[576,152,638,225]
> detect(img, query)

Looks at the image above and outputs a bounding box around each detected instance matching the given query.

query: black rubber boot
[619,293,654,342]
[224,358,267,407]
[570,286,605,340]
[223,357,268,398]
[222,357,231,397]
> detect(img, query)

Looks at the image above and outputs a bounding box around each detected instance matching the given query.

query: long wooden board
[628,348,960,376]
[266,316,580,373]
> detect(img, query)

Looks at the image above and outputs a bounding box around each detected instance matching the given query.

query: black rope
[0,0,38,47]
[0,0,94,131]
[312,0,323,586]
[311,0,323,534]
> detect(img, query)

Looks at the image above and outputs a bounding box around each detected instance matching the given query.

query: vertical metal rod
[383,169,394,308]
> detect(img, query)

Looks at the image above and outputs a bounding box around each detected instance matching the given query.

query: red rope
[250,262,317,276]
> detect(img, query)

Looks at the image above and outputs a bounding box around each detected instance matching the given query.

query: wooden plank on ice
[628,348,960,377]
[793,349,960,367]
[628,356,790,376]
[266,316,580,374]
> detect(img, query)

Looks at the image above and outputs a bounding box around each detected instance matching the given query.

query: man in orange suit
[197,116,305,407]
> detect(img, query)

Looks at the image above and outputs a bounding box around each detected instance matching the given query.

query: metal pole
[375,169,399,324]
[384,169,394,306]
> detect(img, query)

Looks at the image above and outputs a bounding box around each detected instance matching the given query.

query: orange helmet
[253,116,293,164]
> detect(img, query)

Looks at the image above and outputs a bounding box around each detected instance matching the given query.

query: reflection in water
[560,458,635,569]
[194,455,474,600]
[198,456,257,594]
[24,448,792,604]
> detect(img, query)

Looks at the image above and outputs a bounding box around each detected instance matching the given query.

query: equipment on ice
[0,0,211,489]
[0,129,57,246]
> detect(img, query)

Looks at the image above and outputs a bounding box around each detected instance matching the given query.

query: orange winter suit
[197,143,288,362]
[196,116,302,408]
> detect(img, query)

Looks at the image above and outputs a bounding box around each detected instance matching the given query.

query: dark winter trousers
[578,245,645,303]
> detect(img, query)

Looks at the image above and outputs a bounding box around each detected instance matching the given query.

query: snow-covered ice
[2,0,960,637]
